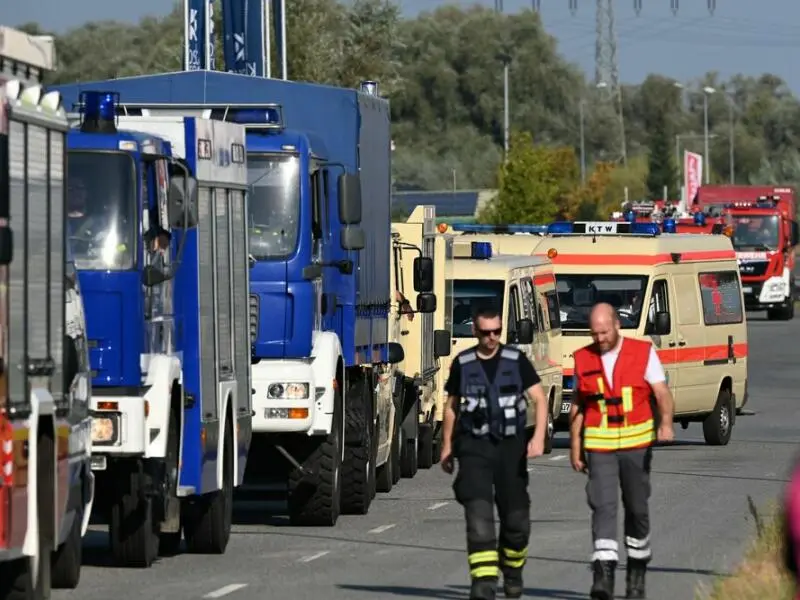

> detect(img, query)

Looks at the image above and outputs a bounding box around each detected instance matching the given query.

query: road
[56,315,799,600]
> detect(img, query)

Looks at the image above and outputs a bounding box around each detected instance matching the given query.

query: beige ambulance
[449,239,563,453]
[531,220,748,446]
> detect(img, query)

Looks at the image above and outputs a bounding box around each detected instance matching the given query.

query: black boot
[502,572,523,598]
[625,558,647,599]
[590,560,616,600]
[469,578,497,600]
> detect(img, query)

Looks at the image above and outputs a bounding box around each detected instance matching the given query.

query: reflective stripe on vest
[457,347,527,439]
[575,338,655,452]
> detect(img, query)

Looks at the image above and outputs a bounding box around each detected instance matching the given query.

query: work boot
[469,578,497,600]
[589,560,616,600]
[625,558,648,599]
[502,573,523,598]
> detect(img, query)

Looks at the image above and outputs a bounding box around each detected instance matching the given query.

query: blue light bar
[78,90,119,133]
[451,223,549,234]
[662,218,677,233]
[546,221,660,236]
[227,106,284,129]
[471,242,493,259]
[546,221,575,234]
[693,212,706,226]
[631,222,661,235]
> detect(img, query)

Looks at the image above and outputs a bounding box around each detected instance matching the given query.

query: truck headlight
[768,281,787,293]
[267,382,310,399]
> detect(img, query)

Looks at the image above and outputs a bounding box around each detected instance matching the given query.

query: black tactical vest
[457,346,527,439]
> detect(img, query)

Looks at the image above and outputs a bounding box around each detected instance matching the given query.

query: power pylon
[594,0,627,165]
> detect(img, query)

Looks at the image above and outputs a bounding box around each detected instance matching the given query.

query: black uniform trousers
[453,433,530,584]
[585,447,653,564]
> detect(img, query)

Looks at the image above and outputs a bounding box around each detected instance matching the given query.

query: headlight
[267,382,310,399]
[768,281,787,292]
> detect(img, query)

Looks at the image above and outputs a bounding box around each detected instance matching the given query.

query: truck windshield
[67,151,136,270]
[248,154,300,260]
[453,279,505,338]
[731,215,780,251]
[556,274,648,330]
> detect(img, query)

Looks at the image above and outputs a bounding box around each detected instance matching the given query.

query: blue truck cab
[63,90,252,567]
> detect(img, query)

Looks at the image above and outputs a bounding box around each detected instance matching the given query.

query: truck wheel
[288,389,343,526]
[400,386,419,478]
[703,388,734,446]
[375,419,394,494]
[110,470,159,567]
[341,377,375,515]
[390,410,402,485]
[159,405,182,557]
[183,421,233,554]
[418,422,434,469]
[51,505,83,588]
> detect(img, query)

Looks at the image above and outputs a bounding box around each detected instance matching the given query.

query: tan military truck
[449,240,563,452]
[385,207,452,482]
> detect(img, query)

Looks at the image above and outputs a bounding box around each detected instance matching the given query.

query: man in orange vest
[569,303,675,600]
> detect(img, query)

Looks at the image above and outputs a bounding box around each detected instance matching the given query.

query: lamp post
[702,86,716,184]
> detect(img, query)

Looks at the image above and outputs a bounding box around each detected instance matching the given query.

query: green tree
[645,113,677,200]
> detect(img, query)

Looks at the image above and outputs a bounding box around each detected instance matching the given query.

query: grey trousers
[585,447,653,563]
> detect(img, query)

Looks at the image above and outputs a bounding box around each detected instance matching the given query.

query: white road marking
[549,454,567,461]
[427,501,449,510]
[298,550,330,563]
[368,523,396,534]
[204,584,248,598]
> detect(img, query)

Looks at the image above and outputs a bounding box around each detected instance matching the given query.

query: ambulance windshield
[731,215,779,251]
[453,279,505,338]
[247,154,300,260]
[67,151,136,270]
[556,275,648,330]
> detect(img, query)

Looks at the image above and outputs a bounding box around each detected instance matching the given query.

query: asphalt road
[55,314,799,600]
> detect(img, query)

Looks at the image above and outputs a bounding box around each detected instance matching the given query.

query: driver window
[507,284,520,343]
[644,279,670,334]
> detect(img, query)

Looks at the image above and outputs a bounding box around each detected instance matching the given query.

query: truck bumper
[743,278,791,310]
[251,360,331,435]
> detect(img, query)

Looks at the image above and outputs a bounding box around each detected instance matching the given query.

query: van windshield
[556,274,648,330]
[453,279,505,338]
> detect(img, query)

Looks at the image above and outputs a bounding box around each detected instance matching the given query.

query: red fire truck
[693,185,799,320]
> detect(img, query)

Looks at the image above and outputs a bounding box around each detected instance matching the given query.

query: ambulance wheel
[543,408,555,455]
[51,505,83,588]
[418,423,434,469]
[341,376,376,515]
[287,388,343,526]
[703,388,734,446]
[183,420,234,554]
[110,470,159,567]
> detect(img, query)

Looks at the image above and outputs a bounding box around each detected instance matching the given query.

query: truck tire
[158,407,182,557]
[418,422,434,469]
[341,377,376,515]
[390,410,402,485]
[288,389,343,526]
[51,503,83,588]
[703,388,734,446]
[375,418,394,494]
[400,385,419,479]
[110,470,159,567]
[184,420,233,554]
[768,301,794,320]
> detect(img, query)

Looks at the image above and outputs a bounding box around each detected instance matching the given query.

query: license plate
[90,455,107,471]
[560,401,571,414]
[742,286,752,294]
[91,417,116,443]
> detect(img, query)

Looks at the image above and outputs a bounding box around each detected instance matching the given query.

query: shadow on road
[337,583,587,599]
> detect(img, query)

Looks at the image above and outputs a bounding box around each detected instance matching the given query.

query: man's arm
[442,394,458,450]
[525,382,548,444]
[646,346,674,427]
[569,386,584,452]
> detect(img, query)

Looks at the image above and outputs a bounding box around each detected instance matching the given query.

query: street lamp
[702,86,716,184]
[497,51,512,157]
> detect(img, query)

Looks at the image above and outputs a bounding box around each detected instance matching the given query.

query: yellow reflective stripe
[470,565,500,578]
[596,377,605,394]
[597,399,607,429]
[502,546,528,559]
[584,420,654,439]
[622,386,633,426]
[584,424,655,451]
[468,550,499,564]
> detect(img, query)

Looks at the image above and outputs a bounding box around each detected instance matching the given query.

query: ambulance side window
[507,284,520,342]
[645,279,670,335]
[520,277,538,329]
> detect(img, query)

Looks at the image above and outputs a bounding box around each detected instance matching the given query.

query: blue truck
[54,72,438,526]
[60,90,253,566]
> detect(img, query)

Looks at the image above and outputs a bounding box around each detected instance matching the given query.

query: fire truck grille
[738,261,769,277]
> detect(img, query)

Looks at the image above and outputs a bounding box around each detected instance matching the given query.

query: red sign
[684,151,703,205]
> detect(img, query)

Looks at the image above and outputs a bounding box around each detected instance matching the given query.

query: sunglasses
[477,327,502,337]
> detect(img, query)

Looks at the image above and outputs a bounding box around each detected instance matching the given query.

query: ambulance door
[518,275,540,368]
[669,272,707,413]
[506,278,530,358]
[644,276,679,403]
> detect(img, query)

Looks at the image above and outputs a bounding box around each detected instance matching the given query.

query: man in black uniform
[440,304,549,600]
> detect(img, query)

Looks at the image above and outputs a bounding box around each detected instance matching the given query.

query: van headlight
[267,383,310,399]
[767,281,787,293]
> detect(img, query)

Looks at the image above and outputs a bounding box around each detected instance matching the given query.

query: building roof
[392,190,480,217]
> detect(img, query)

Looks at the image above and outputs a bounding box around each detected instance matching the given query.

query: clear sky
[7,0,800,91]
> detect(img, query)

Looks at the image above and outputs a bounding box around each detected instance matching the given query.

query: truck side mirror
[338,173,362,225]
[433,329,452,358]
[142,265,167,287]
[791,220,799,247]
[388,342,405,365]
[516,318,534,344]
[654,311,671,335]
[416,292,436,314]
[413,256,434,293]
[341,226,365,251]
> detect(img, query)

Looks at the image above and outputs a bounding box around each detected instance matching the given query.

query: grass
[697,496,795,599]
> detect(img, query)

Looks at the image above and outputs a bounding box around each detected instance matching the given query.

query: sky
[7,0,800,91]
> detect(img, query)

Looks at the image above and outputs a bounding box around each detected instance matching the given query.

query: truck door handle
[678,340,686,346]
[668,341,676,347]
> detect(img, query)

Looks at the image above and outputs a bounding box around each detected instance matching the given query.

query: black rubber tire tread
[288,388,343,526]
[341,376,375,515]
[375,419,393,493]
[51,503,83,588]
[110,471,159,568]
[703,388,734,446]
[390,410,402,484]
[768,302,795,320]
[417,423,434,469]
[158,402,182,557]
[184,421,234,554]
[0,557,36,600]
[400,386,419,479]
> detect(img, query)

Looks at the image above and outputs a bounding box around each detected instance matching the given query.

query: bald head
[589,302,621,353]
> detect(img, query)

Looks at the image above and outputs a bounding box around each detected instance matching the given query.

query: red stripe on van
[538,250,736,266]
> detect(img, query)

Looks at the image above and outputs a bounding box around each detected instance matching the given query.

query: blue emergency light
[546,221,661,236]
[78,90,119,133]
[624,209,636,223]
[451,223,549,234]
[662,218,677,233]
[693,212,706,226]
[471,242,493,259]
[227,106,284,129]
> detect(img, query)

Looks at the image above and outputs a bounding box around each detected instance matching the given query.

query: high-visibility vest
[574,337,655,452]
